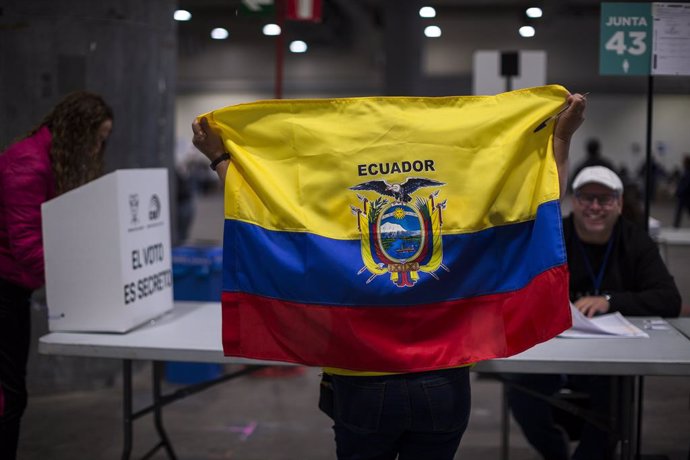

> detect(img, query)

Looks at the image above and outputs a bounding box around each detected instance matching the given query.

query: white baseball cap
[572,166,623,193]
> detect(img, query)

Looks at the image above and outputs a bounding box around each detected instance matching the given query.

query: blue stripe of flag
[222,200,565,306]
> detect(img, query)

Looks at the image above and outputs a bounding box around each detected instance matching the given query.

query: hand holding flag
[554,93,588,194]
[192,117,230,179]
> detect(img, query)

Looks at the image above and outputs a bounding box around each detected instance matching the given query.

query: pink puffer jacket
[0,126,55,290]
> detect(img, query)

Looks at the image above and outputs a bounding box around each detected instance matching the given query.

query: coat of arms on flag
[349,178,447,287]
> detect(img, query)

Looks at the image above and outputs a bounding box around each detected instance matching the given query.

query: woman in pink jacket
[0,91,113,459]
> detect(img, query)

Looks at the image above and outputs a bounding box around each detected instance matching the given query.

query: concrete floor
[18,368,690,460]
[18,192,690,460]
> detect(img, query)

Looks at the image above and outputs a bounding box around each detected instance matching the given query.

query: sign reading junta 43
[600,3,690,76]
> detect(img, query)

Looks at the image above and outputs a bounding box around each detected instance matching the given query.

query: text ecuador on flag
[200,85,572,372]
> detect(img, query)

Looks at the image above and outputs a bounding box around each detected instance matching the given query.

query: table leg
[636,377,644,460]
[152,361,177,459]
[122,360,133,460]
[619,376,632,460]
[618,376,643,460]
[120,361,266,459]
[501,383,510,460]
[121,360,176,460]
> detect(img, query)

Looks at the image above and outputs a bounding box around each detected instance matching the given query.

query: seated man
[506,165,682,460]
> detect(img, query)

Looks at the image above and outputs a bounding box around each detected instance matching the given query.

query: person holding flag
[191,89,587,460]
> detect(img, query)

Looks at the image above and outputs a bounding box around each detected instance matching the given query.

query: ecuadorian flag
[200,85,572,372]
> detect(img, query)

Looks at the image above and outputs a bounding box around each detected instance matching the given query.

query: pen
[533,92,590,133]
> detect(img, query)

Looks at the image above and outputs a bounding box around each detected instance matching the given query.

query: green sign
[240,0,274,17]
[600,3,652,75]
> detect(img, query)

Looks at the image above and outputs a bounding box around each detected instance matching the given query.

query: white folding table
[39,302,690,460]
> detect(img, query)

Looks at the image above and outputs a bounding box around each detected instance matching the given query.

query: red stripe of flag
[221,264,571,372]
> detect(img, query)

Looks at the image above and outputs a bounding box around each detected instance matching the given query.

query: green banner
[600,3,652,75]
[240,0,275,17]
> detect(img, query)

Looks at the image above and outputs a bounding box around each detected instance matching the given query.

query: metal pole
[274,0,285,99]
[644,75,654,232]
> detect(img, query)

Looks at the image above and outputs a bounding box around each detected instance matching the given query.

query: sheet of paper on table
[558,303,650,339]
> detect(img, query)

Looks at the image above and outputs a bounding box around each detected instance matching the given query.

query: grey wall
[0,0,177,172]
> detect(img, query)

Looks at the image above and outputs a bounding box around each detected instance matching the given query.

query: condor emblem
[349,178,448,287]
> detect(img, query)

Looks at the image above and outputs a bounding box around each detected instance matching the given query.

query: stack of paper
[559,303,649,338]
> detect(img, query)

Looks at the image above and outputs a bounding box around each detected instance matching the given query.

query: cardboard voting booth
[42,168,173,332]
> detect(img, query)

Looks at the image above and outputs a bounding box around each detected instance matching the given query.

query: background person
[191,92,587,460]
[673,154,690,228]
[506,165,681,460]
[0,91,113,460]
[569,138,615,192]
[636,155,668,202]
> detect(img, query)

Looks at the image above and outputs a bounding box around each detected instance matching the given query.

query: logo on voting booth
[129,194,139,224]
[149,194,161,221]
[42,169,173,333]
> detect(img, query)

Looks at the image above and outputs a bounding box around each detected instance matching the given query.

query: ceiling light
[263,24,281,36]
[424,25,442,38]
[173,9,192,21]
[519,25,536,37]
[211,28,229,40]
[290,40,308,53]
[419,6,436,18]
[526,7,543,18]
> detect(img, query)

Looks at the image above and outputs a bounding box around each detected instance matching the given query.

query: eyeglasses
[575,192,619,207]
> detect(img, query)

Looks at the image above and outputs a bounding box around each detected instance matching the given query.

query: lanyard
[574,233,614,296]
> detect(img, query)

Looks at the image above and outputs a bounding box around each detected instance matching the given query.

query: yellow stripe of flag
[201,85,568,239]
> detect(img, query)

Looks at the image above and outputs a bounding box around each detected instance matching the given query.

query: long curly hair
[30,91,114,195]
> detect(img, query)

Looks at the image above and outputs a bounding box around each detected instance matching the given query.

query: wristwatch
[603,294,612,303]
[210,152,231,170]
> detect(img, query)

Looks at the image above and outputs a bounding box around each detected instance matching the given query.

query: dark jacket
[562,214,681,318]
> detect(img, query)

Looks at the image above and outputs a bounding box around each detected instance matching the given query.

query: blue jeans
[504,373,614,460]
[319,366,471,460]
